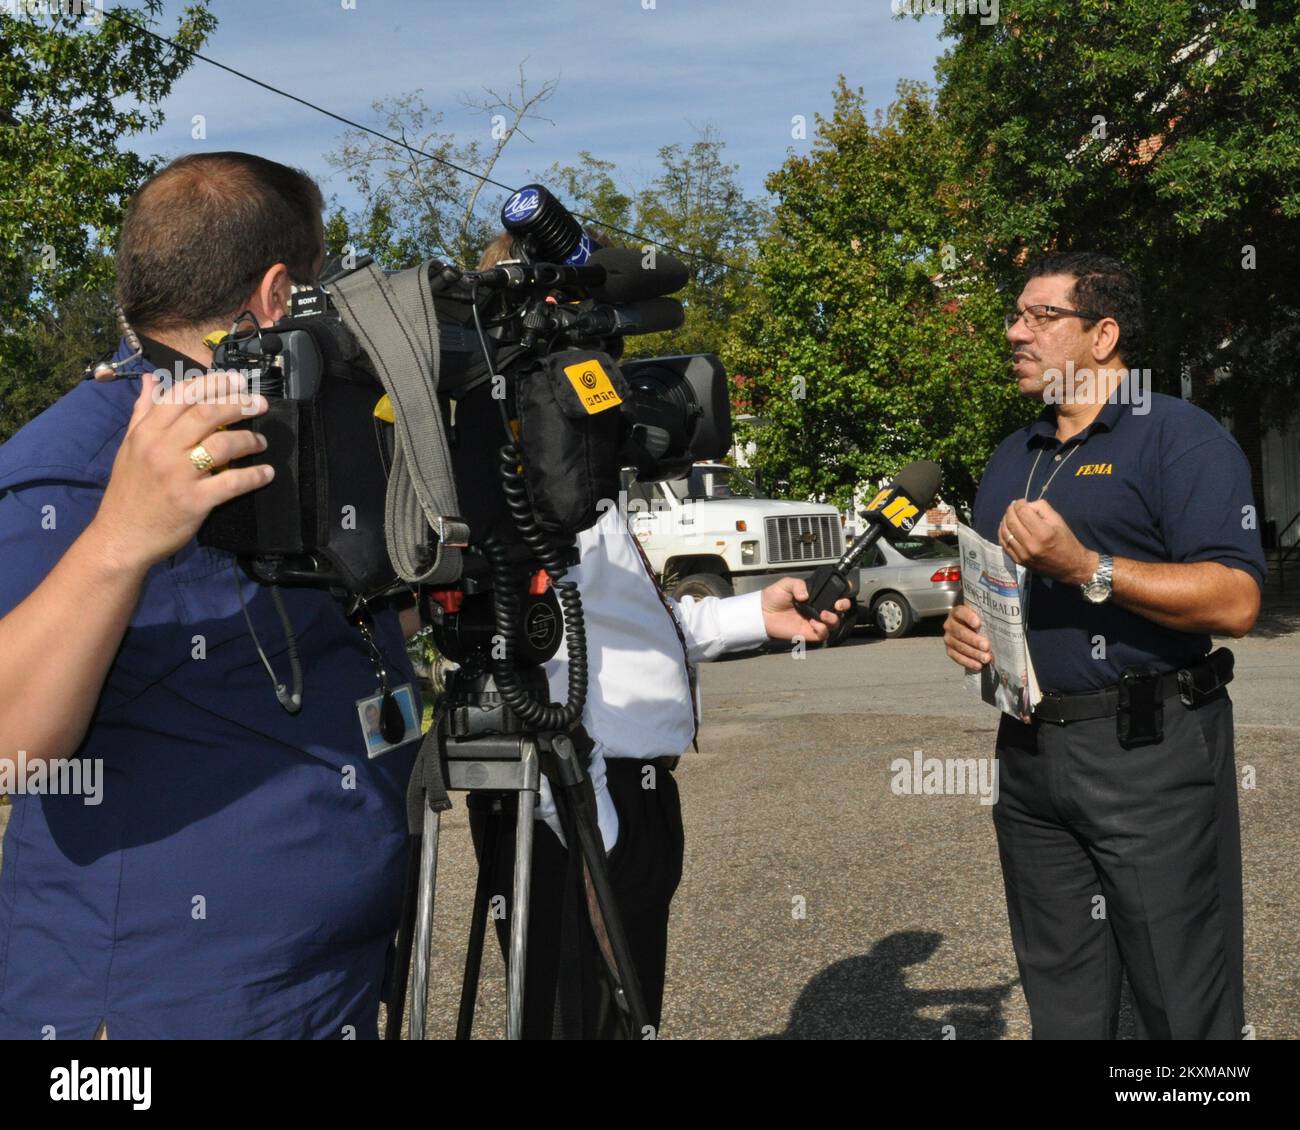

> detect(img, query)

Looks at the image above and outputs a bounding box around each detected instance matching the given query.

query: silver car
[855,536,962,638]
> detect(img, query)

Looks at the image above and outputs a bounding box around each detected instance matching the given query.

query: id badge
[356,683,422,758]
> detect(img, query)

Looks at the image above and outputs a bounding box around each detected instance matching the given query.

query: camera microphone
[502,183,594,265]
[794,459,942,621]
[500,183,690,301]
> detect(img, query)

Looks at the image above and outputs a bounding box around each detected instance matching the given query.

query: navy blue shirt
[0,340,418,1038]
[972,392,1266,694]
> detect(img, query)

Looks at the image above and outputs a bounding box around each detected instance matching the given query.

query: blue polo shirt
[0,340,418,1038]
[972,391,1266,694]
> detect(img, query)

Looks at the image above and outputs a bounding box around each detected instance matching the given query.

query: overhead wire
[97,4,759,279]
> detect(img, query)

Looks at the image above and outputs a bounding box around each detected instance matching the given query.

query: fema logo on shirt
[503,188,541,224]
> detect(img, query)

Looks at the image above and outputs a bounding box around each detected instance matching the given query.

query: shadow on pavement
[765,930,1018,1039]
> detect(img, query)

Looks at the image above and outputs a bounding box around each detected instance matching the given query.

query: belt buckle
[1177,667,1195,708]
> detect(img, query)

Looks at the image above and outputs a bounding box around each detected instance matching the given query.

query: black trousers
[467,757,685,1039]
[993,690,1244,1039]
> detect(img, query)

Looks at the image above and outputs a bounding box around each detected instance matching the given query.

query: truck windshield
[666,466,765,501]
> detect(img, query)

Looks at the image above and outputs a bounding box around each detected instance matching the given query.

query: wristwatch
[1081,553,1114,603]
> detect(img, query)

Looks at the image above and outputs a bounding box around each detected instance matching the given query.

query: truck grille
[764,515,842,564]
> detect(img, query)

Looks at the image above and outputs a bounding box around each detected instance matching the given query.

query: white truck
[619,463,857,645]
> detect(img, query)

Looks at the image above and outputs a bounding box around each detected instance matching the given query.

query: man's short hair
[1025,251,1144,367]
[115,152,324,334]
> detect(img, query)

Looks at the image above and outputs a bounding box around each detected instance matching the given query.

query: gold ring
[189,444,216,474]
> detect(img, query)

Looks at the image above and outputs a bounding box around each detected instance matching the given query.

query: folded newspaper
[956,524,1042,720]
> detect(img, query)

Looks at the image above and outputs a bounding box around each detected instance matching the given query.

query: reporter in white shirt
[466,230,848,1038]
[469,498,848,1038]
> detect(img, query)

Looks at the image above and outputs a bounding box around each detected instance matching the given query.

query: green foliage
[538,150,635,243]
[0,262,118,437]
[544,127,768,360]
[930,0,1300,421]
[724,80,1027,510]
[0,1,215,442]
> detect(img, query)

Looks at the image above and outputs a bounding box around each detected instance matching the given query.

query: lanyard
[1024,439,1084,501]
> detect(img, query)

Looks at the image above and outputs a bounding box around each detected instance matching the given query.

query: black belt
[1032,648,1234,725]
[606,755,680,772]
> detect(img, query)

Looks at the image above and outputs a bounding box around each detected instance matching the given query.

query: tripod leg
[407,805,441,1041]
[383,834,423,1040]
[570,799,652,1036]
[456,802,501,1040]
[506,790,535,1040]
[542,732,650,1037]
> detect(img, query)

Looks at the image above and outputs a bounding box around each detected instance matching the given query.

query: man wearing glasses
[943,252,1264,1039]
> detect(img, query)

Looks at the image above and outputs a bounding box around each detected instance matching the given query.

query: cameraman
[467,234,850,1038]
[0,152,422,1039]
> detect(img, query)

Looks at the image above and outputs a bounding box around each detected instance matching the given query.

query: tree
[723,79,1025,510]
[541,127,767,360]
[929,0,1300,507]
[325,66,558,271]
[0,1,216,442]
[537,150,635,245]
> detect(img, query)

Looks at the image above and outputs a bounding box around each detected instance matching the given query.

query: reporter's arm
[670,589,767,663]
[671,576,851,660]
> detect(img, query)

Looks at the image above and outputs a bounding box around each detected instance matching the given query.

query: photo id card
[356,683,422,758]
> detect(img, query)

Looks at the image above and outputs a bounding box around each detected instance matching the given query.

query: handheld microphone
[794,460,942,621]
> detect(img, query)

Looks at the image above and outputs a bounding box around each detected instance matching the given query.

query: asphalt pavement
[2,607,1294,1040]
[415,603,1300,1039]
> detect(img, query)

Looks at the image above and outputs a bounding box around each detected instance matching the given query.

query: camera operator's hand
[89,372,273,575]
[943,603,991,671]
[762,577,850,643]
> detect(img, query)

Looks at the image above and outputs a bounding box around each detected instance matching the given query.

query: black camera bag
[198,315,397,595]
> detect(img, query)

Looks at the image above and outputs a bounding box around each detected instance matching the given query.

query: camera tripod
[383,664,651,1040]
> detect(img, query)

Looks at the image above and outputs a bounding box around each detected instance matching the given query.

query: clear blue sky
[141,0,950,223]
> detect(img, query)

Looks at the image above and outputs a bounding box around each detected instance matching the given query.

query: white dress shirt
[536,503,769,850]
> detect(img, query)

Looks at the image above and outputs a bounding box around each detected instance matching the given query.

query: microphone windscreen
[588,247,690,302]
[892,459,942,509]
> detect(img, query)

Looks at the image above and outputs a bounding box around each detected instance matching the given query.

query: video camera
[201,184,730,591]
[198,184,732,727]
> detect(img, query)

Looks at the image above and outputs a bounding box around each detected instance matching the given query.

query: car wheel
[670,573,733,600]
[872,592,915,638]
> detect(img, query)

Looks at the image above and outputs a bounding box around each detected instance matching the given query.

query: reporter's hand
[89,372,274,574]
[762,576,852,643]
[943,603,991,671]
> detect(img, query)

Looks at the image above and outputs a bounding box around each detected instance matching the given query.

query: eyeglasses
[1004,304,1105,332]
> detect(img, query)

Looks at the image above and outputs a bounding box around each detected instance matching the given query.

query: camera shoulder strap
[329,260,469,584]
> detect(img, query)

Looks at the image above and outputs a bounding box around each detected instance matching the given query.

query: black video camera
[198,185,733,607]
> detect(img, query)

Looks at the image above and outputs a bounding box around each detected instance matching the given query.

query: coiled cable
[487,441,588,730]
